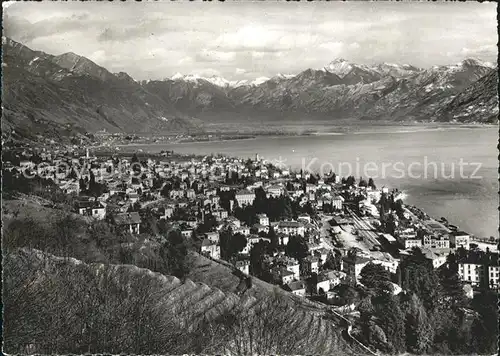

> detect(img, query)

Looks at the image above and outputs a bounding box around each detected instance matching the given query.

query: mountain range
[2,37,201,141]
[157,57,497,123]
[2,38,498,141]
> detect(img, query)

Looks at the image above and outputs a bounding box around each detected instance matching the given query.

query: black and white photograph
[2,1,498,355]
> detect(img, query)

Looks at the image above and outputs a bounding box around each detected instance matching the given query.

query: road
[346,207,381,249]
[317,214,336,250]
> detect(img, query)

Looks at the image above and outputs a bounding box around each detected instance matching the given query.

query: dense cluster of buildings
[5,145,498,303]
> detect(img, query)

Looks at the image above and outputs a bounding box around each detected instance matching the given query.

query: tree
[267,227,278,251]
[470,290,498,354]
[359,262,393,295]
[373,293,406,354]
[68,168,78,180]
[393,199,405,220]
[128,201,141,212]
[438,258,466,311]
[400,247,442,311]
[232,233,248,256]
[322,251,342,271]
[279,196,293,220]
[306,174,318,185]
[285,236,308,261]
[215,292,310,355]
[160,230,191,279]
[249,241,268,279]
[79,177,87,193]
[51,213,84,258]
[160,182,172,197]
[199,213,217,233]
[346,247,361,261]
[3,217,47,252]
[219,230,232,260]
[403,294,434,354]
[368,178,376,190]
[306,273,318,296]
[333,283,359,305]
[385,212,397,235]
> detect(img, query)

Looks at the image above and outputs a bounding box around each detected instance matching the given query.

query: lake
[122,126,498,238]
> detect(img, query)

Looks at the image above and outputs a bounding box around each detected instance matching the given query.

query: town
[3,2,498,354]
[3,142,498,300]
[3,141,499,354]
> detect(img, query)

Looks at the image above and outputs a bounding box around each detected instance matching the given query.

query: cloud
[252,52,266,59]
[349,42,361,50]
[3,2,497,81]
[190,68,221,77]
[211,25,319,53]
[96,18,185,42]
[319,41,344,53]
[461,44,497,58]
[196,49,237,63]
[179,56,193,65]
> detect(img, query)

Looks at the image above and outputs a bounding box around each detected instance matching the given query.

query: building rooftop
[343,255,371,265]
[281,269,295,277]
[113,212,141,225]
[201,239,216,247]
[236,189,255,196]
[380,233,396,243]
[278,221,304,228]
[286,280,306,291]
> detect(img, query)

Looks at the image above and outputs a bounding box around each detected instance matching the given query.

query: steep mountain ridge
[436,69,499,123]
[2,38,201,141]
[142,78,235,115]
[2,37,497,141]
[153,57,497,123]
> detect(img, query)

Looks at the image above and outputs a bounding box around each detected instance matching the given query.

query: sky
[3,1,498,81]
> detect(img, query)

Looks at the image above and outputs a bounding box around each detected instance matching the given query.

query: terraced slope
[188,252,328,312]
[3,248,363,355]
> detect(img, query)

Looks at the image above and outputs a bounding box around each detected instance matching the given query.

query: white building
[201,239,220,259]
[235,190,256,206]
[256,213,269,226]
[266,185,284,197]
[488,265,499,289]
[286,259,300,280]
[285,280,306,297]
[205,231,220,243]
[304,256,319,274]
[277,221,305,237]
[450,231,470,250]
[459,262,484,286]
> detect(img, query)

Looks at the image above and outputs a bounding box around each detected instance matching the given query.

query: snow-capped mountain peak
[168,72,274,88]
[250,76,270,85]
[460,58,494,68]
[171,72,185,81]
[170,73,233,87]
[324,58,354,78]
[276,73,296,79]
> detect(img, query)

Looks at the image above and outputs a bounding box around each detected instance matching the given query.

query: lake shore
[108,122,496,147]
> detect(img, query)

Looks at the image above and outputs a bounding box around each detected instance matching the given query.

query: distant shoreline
[109,123,496,147]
